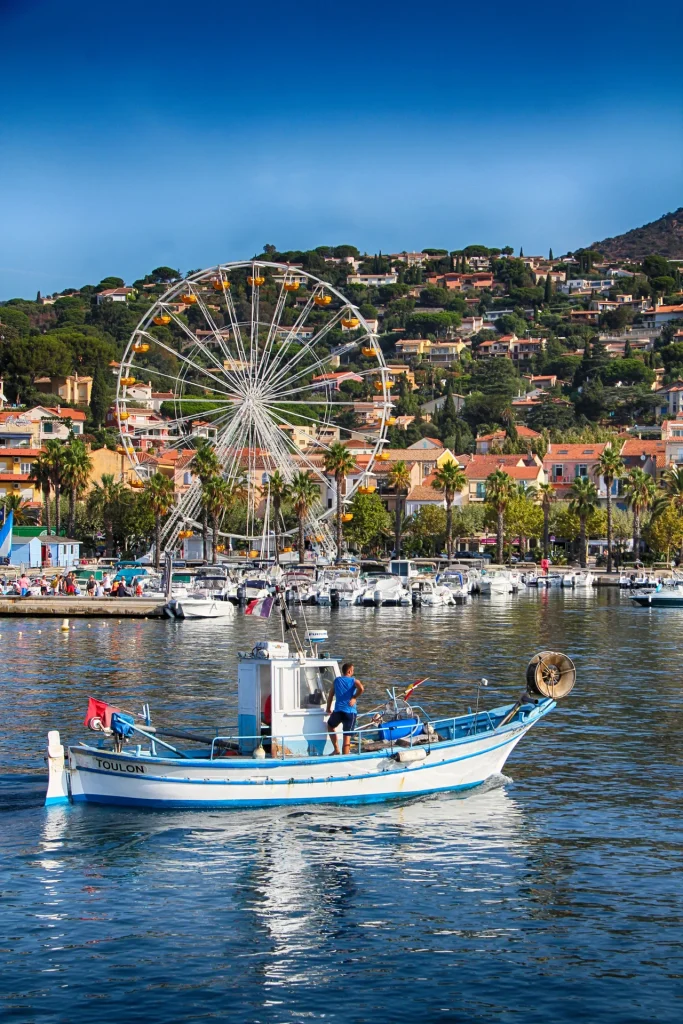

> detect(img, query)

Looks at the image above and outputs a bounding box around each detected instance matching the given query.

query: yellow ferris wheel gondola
[247,275,265,286]
[212,278,230,291]
[314,293,332,306]
[133,341,150,353]
[284,280,300,292]
[181,294,197,305]
[362,346,377,357]
[153,315,171,326]
[342,317,360,329]
[120,377,136,387]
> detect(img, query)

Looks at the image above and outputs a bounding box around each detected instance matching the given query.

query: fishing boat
[44,615,575,809]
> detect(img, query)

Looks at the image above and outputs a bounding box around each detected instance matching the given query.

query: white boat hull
[165,597,235,619]
[65,712,547,807]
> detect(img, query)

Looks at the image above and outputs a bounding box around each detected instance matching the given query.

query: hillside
[591,207,683,260]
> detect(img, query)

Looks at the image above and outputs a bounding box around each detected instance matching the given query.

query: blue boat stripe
[75,730,525,787]
[71,779,484,807]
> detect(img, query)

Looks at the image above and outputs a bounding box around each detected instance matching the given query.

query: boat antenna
[277,588,305,656]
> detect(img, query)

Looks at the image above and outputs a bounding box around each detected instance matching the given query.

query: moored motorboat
[45,635,576,809]
[164,593,236,619]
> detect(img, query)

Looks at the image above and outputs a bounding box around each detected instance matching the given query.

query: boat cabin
[237,642,340,756]
[389,559,418,579]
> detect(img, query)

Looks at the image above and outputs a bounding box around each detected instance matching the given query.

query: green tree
[388,460,411,557]
[1,493,33,525]
[61,439,93,539]
[288,472,320,564]
[202,475,234,562]
[596,445,625,572]
[544,274,553,304]
[90,361,112,427]
[44,439,66,536]
[485,469,515,563]
[646,504,683,563]
[29,453,53,534]
[407,505,447,556]
[534,482,556,558]
[268,469,289,564]
[624,467,657,560]
[193,440,220,560]
[662,465,683,560]
[88,473,125,556]
[569,477,599,567]
[323,442,356,562]
[145,472,176,569]
[432,461,467,559]
[344,491,391,554]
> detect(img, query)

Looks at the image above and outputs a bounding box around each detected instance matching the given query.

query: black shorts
[327,711,357,736]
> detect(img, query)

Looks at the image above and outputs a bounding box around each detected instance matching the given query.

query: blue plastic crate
[378,717,421,742]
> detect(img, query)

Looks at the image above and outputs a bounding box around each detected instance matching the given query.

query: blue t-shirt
[333,675,357,714]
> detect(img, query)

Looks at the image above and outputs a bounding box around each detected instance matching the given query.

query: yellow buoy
[61,618,69,632]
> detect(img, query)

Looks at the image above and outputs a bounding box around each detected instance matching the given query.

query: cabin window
[298,665,335,708]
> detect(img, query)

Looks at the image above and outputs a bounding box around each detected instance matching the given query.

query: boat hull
[65,707,552,808]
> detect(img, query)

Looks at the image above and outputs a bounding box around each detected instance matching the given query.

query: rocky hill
[590,207,683,260]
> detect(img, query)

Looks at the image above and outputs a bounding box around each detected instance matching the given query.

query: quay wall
[0,598,166,618]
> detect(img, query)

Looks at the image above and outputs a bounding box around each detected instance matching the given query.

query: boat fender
[393,747,427,764]
[252,745,266,759]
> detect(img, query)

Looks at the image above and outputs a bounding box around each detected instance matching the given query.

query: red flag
[84,697,121,730]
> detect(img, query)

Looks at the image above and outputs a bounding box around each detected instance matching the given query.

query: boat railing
[206,703,524,760]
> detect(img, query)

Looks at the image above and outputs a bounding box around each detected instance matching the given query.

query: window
[476,481,486,499]
[575,464,587,479]
[72,424,81,434]
[183,472,192,485]
[553,465,563,480]
[20,463,31,474]
[298,664,335,709]
[43,422,53,433]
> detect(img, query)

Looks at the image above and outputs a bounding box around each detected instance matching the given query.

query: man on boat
[326,662,364,756]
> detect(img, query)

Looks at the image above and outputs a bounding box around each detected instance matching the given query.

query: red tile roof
[544,443,606,459]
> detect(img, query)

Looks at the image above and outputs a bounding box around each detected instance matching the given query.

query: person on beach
[326,662,364,756]
[102,573,112,595]
[18,573,31,597]
[86,575,96,598]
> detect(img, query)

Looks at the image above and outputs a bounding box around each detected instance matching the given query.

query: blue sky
[1,0,681,299]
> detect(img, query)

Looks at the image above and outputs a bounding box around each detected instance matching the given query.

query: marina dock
[0,597,167,618]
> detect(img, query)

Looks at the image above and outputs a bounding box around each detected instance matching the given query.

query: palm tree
[1,493,32,525]
[597,446,624,573]
[533,482,556,559]
[88,473,125,556]
[485,469,515,564]
[61,439,93,538]
[624,467,657,562]
[145,472,176,570]
[288,471,320,564]
[663,465,683,561]
[323,442,357,562]
[30,454,53,534]
[388,460,411,558]
[193,440,220,561]
[268,469,289,564]
[44,439,65,535]
[432,461,466,560]
[569,477,599,568]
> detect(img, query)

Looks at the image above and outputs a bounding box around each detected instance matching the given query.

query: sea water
[1,589,682,1023]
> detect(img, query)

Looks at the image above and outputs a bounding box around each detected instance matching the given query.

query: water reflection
[2,591,683,1021]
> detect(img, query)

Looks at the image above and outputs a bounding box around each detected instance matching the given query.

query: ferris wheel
[116,260,393,555]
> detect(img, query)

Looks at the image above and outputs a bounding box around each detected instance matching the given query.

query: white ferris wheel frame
[116,260,393,553]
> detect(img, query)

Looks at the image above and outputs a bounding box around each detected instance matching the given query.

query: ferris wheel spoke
[219,283,251,387]
[136,330,237,398]
[257,285,327,386]
[255,277,290,383]
[264,308,348,393]
[154,304,240,386]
